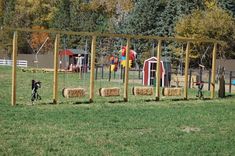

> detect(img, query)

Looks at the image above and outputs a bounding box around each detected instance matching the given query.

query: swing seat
[99,87,120,97]
[132,86,154,96]
[62,87,86,98]
[162,87,182,96]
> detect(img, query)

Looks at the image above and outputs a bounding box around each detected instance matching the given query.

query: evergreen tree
[218,0,235,16]
[50,0,71,30]
[119,0,205,64]
[121,0,166,35]
[0,0,16,56]
[161,0,204,37]
[1,0,16,26]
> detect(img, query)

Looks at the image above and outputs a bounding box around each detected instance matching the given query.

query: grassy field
[0,66,235,155]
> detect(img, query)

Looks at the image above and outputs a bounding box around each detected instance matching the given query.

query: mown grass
[0,66,235,155]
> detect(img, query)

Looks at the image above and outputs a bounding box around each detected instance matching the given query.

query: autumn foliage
[30,26,51,53]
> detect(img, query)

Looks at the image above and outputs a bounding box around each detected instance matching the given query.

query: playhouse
[59,49,89,71]
[143,57,166,86]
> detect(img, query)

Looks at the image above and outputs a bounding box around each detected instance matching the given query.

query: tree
[81,0,133,16]
[0,0,16,56]
[175,4,235,66]
[29,26,51,54]
[218,0,235,16]
[50,0,71,30]
[118,0,205,66]
[0,0,56,55]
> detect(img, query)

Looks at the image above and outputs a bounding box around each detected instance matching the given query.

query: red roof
[59,49,74,56]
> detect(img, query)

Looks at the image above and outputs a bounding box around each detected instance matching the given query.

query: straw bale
[62,88,86,98]
[132,87,154,96]
[99,87,120,97]
[162,87,182,96]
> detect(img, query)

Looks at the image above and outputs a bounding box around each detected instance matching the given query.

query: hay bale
[162,87,182,96]
[99,87,120,97]
[132,87,154,96]
[62,88,86,98]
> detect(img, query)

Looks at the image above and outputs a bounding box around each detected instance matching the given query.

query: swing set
[4,27,223,106]
[61,36,88,99]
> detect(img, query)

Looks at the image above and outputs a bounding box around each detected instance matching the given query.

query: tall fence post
[123,67,125,83]
[208,70,211,91]
[95,65,98,80]
[229,71,232,93]
[101,65,104,79]
[189,70,192,88]
[211,43,217,99]
[109,65,111,81]
[156,40,162,101]
[89,36,97,103]
[138,67,141,79]
[11,31,18,106]
[124,38,130,102]
[53,34,60,104]
[120,66,123,80]
[184,42,190,100]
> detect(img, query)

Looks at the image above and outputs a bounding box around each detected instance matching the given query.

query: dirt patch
[181,126,201,133]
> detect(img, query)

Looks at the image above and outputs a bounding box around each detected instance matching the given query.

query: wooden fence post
[208,70,211,91]
[109,65,111,81]
[138,67,141,79]
[95,65,98,80]
[229,71,232,93]
[124,38,130,102]
[53,34,60,104]
[184,42,190,100]
[189,70,192,88]
[156,40,162,101]
[11,31,18,106]
[211,43,217,99]
[89,36,97,103]
[101,65,104,79]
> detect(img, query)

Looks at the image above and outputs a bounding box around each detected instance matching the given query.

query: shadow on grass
[22,101,92,106]
[145,99,158,102]
[153,97,213,102]
[225,94,235,98]
[108,100,127,104]
[187,97,212,101]
[73,101,91,105]
[17,102,55,106]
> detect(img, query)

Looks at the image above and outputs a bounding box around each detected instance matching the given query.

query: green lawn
[0,66,235,155]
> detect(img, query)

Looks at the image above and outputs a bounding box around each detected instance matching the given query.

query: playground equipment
[98,40,123,98]
[143,57,166,86]
[27,35,49,103]
[122,43,156,97]
[5,27,222,106]
[60,36,88,99]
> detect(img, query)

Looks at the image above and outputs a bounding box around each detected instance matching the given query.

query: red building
[143,57,165,86]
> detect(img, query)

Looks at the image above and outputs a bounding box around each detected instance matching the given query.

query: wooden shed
[143,57,165,86]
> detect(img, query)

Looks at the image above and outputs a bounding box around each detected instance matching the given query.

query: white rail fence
[0,59,28,67]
